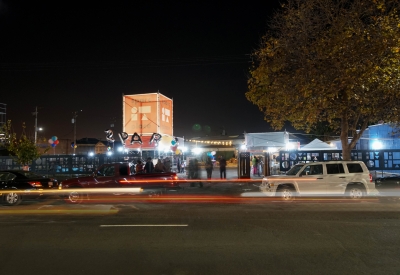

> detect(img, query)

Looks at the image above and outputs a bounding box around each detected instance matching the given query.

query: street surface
[1,172,400,275]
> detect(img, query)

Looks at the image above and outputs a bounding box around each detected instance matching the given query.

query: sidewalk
[177,167,264,180]
[176,167,263,189]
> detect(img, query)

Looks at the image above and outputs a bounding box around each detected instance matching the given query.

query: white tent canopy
[300,138,337,150]
[245,132,288,148]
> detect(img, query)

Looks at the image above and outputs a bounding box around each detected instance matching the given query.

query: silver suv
[260,161,374,200]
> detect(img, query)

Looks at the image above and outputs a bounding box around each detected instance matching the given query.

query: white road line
[100,224,188,227]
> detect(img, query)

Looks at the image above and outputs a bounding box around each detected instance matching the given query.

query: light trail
[100,224,188,227]
[52,195,380,204]
[0,209,119,215]
[0,187,143,194]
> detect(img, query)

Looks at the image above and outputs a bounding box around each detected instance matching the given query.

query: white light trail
[100,224,188,227]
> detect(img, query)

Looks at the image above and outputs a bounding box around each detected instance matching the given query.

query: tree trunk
[340,113,351,161]
[342,143,351,161]
[340,114,368,161]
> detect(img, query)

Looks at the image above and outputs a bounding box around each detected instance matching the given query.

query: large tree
[246,0,400,160]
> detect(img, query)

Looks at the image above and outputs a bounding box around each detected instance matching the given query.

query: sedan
[0,170,58,206]
[375,176,400,200]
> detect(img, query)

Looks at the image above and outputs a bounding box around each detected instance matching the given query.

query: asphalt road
[1,182,400,275]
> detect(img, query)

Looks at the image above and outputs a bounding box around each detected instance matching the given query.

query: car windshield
[18,171,45,179]
[285,164,304,175]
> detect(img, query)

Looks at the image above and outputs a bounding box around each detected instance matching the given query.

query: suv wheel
[278,186,295,201]
[346,185,365,199]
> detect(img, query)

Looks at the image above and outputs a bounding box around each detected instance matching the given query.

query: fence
[278,149,400,178]
[3,149,400,179]
[0,154,143,178]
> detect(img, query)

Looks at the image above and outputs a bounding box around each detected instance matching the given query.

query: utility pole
[33,106,38,144]
[72,111,78,155]
[71,110,83,155]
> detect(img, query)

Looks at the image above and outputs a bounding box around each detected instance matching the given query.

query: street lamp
[192,147,202,155]
[37,127,43,143]
[372,140,383,150]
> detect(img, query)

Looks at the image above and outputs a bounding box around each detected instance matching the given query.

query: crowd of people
[133,155,228,177]
[133,156,172,174]
[133,155,262,182]
[186,156,227,180]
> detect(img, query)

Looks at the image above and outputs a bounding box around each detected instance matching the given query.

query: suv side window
[346,163,363,173]
[301,164,323,175]
[326,164,345,174]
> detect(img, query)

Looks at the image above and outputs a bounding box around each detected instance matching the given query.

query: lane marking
[100,224,188,227]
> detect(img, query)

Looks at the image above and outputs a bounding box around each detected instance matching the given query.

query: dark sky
[0,0,283,141]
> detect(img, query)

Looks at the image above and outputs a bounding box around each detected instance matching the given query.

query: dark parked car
[0,170,58,206]
[59,162,180,204]
[375,175,400,200]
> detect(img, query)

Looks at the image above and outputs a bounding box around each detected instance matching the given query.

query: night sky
[0,0,284,141]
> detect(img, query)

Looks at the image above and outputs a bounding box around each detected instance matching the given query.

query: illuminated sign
[123,93,173,136]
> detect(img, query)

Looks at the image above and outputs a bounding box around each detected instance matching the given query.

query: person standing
[258,158,264,176]
[205,157,213,179]
[144,157,154,173]
[155,159,166,172]
[194,159,202,187]
[164,157,171,172]
[188,159,194,179]
[177,157,181,173]
[219,156,227,179]
[135,159,144,174]
[252,155,258,175]
[181,161,186,174]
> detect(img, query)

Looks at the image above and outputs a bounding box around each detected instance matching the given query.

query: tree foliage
[1,120,47,166]
[246,0,400,160]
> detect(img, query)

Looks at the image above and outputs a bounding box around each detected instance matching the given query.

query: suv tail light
[28,181,43,187]
[369,173,373,182]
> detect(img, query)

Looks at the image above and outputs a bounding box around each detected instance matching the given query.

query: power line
[0,55,252,72]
